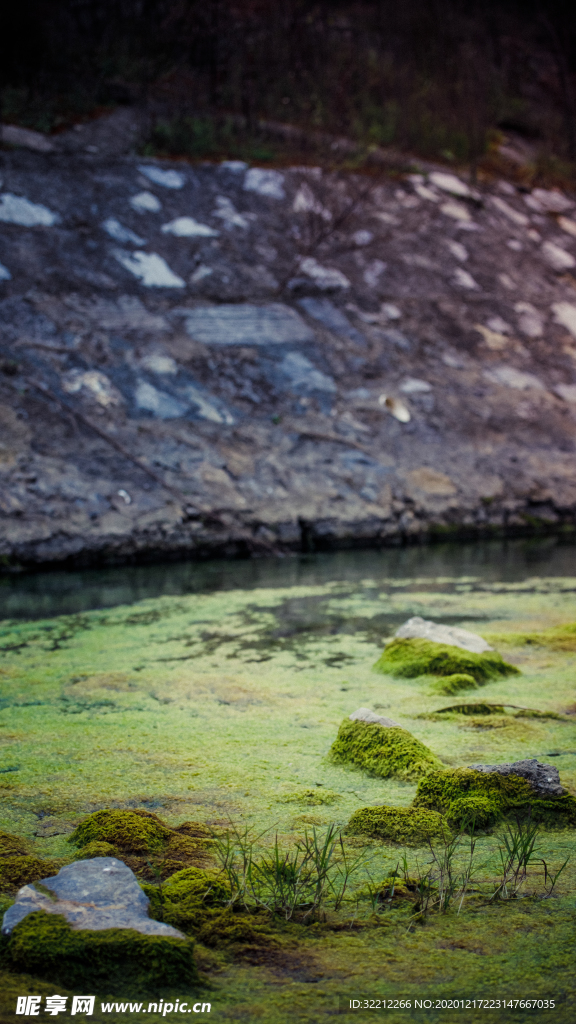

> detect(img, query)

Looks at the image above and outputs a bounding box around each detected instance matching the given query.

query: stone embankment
[2,111,576,567]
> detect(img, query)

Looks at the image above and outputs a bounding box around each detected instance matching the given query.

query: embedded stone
[468,759,564,798]
[349,707,401,728]
[395,616,493,654]
[178,303,314,345]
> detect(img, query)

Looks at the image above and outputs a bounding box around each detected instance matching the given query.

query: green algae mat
[1,543,576,1023]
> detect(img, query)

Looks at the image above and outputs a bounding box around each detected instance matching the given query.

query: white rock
[558,216,576,239]
[474,324,508,350]
[363,259,387,288]
[542,241,576,271]
[140,353,178,374]
[130,191,162,213]
[507,239,523,251]
[440,200,471,222]
[1,124,54,152]
[514,301,544,338]
[0,261,11,281]
[244,168,285,199]
[378,394,411,422]
[394,616,493,653]
[161,216,219,238]
[527,229,541,242]
[531,188,573,213]
[113,250,185,288]
[490,196,529,226]
[62,370,123,407]
[414,184,440,202]
[552,301,576,338]
[399,377,432,394]
[352,229,374,246]
[380,302,401,320]
[299,257,350,290]
[428,172,471,197]
[181,384,234,425]
[446,240,468,261]
[554,383,576,403]
[137,165,185,189]
[135,380,188,418]
[453,268,478,289]
[484,365,545,390]
[292,183,331,220]
[213,196,250,229]
[0,193,58,227]
[349,707,401,728]
[102,218,146,245]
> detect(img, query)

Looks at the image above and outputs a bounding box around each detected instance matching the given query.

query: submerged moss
[0,856,61,892]
[345,805,450,845]
[330,719,442,780]
[4,911,197,994]
[429,673,479,695]
[414,768,576,830]
[68,809,172,853]
[373,638,519,684]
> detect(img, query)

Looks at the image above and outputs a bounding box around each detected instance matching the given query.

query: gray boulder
[2,857,184,938]
[468,758,565,797]
[395,616,493,654]
[349,707,401,728]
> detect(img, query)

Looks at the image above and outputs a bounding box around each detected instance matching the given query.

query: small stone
[113,251,185,288]
[213,197,250,229]
[102,218,146,245]
[178,303,314,346]
[490,196,529,226]
[552,301,576,339]
[363,260,387,288]
[446,240,468,261]
[474,324,508,350]
[0,193,58,227]
[514,301,544,338]
[558,216,576,239]
[244,168,285,199]
[62,370,123,407]
[453,268,478,289]
[279,351,336,393]
[399,378,431,394]
[292,184,331,221]
[161,217,219,238]
[297,257,350,290]
[428,172,471,197]
[1,124,55,152]
[137,165,185,189]
[2,857,184,937]
[486,315,511,334]
[352,230,373,246]
[129,191,161,213]
[297,297,365,343]
[395,616,493,654]
[468,759,564,797]
[554,383,576,403]
[542,241,576,272]
[0,261,11,281]
[484,366,545,390]
[440,200,471,222]
[349,707,401,728]
[379,394,410,422]
[135,381,188,419]
[498,273,516,289]
[531,188,573,213]
[507,239,523,251]
[190,265,213,283]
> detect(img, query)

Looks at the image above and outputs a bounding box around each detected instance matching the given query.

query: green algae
[414,768,576,829]
[330,719,442,780]
[373,637,519,683]
[1,911,197,995]
[345,806,450,845]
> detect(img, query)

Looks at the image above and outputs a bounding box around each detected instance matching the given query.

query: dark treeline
[2,1,576,167]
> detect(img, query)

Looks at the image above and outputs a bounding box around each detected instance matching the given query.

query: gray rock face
[395,616,493,654]
[349,707,401,728]
[468,759,565,797]
[1,857,184,938]
[178,303,314,345]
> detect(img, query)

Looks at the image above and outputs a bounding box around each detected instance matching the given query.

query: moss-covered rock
[373,638,519,684]
[68,809,172,853]
[0,856,62,892]
[429,673,479,695]
[143,867,230,933]
[330,718,442,780]
[345,805,450,845]
[414,768,576,829]
[5,911,197,994]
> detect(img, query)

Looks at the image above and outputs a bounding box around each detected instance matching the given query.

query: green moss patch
[68,810,172,853]
[414,768,576,830]
[3,911,197,995]
[345,806,450,845]
[0,856,62,892]
[143,867,230,934]
[0,831,28,858]
[488,622,576,651]
[72,841,117,860]
[330,719,442,780]
[429,673,479,695]
[373,638,519,684]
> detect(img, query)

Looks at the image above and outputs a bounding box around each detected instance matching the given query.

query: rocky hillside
[2,112,576,567]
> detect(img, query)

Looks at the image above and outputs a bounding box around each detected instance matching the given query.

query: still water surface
[2,536,576,621]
